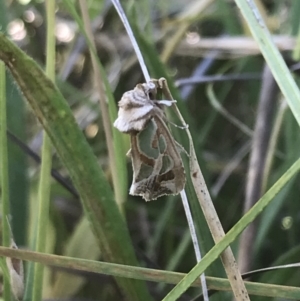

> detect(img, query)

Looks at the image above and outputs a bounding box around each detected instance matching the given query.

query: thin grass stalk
[0,32,153,301]
[78,0,122,207]
[32,1,55,300]
[233,0,300,126]
[112,0,150,83]
[253,20,300,254]
[292,22,300,61]
[260,11,300,193]
[180,190,209,301]
[162,157,300,300]
[261,100,287,194]
[62,0,128,208]
[162,83,250,300]
[255,19,300,253]
[113,2,211,298]
[238,65,278,273]
[211,141,251,197]
[161,0,213,63]
[206,83,253,137]
[0,61,12,301]
[239,0,270,35]
[111,0,150,82]
[111,1,209,297]
[0,246,300,299]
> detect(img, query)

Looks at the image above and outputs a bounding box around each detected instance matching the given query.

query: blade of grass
[180,189,209,301]
[162,157,300,300]
[112,2,209,298]
[111,0,151,82]
[233,0,300,126]
[0,32,153,301]
[0,0,28,248]
[238,65,278,273]
[62,0,128,209]
[253,101,289,255]
[0,246,300,299]
[161,0,214,63]
[197,59,249,147]
[206,83,253,137]
[254,16,300,255]
[290,0,300,35]
[0,60,12,301]
[78,0,125,208]
[31,2,55,301]
[130,19,223,280]
[162,79,250,300]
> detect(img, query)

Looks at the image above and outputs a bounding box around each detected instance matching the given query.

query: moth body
[114,79,186,201]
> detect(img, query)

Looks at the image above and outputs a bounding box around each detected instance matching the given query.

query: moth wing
[154,115,186,194]
[129,116,186,201]
[114,104,153,133]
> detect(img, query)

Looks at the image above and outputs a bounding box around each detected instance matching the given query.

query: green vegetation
[0,0,300,300]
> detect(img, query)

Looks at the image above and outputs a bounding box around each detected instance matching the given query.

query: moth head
[114,81,169,133]
[141,81,157,101]
[113,83,155,133]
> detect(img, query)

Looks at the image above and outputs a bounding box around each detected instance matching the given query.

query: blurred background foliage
[0,0,300,300]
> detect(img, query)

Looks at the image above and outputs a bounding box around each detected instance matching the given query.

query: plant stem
[233,0,300,126]
[180,190,209,301]
[161,78,250,300]
[111,0,150,82]
[78,0,121,207]
[0,60,12,301]
[32,1,55,300]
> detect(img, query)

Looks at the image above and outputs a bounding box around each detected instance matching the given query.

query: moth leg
[154,99,176,107]
[158,78,173,100]
[175,141,190,157]
[159,113,189,130]
[166,120,189,130]
[126,148,132,158]
[158,78,190,131]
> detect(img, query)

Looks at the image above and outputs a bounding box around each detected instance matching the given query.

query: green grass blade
[162,158,300,300]
[233,0,300,126]
[130,22,223,278]
[63,0,128,207]
[0,60,12,301]
[32,2,55,300]
[0,0,28,247]
[0,246,300,299]
[0,33,152,301]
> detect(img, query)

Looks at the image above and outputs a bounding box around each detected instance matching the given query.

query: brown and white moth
[114,78,186,201]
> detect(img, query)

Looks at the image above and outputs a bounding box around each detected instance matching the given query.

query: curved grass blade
[0,33,152,301]
[32,2,55,300]
[233,0,300,126]
[163,157,300,300]
[0,246,299,299]
[63,0,128,208]
[0,60,12,301]
[129,19,224,280]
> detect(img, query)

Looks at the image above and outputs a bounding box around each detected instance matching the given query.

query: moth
[114,78,186,201]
